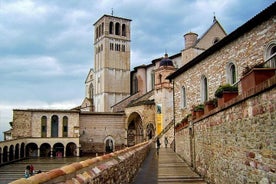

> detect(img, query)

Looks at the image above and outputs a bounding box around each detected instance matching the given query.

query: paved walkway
[132,146,207,184]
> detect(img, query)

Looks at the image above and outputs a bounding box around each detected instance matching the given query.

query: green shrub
[215,84,238,98]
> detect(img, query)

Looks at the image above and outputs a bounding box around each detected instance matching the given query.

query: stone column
[50,147,53,157]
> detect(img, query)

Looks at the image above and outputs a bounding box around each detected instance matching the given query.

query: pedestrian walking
[164,137,168,148]
[156,138,161,154]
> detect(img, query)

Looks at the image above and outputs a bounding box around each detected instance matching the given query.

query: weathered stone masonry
[176,76,276,184]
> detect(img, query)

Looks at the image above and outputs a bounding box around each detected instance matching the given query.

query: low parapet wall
[10,141,151,184]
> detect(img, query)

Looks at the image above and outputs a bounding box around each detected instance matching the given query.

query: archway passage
[26,143,38,157]
[40,143,51,157]
[127,112,144,147]
[146,123,155,140]
[66,143,77,157]
[53,143,64,158]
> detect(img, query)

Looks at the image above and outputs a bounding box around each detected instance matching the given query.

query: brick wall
[10,141,151,184]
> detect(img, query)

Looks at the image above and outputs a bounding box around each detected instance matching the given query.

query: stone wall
[176,76,276,183]
[10,141,151,184]
[79,112,126,154]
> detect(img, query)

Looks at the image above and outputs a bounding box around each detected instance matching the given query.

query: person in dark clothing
[156,138,161,149]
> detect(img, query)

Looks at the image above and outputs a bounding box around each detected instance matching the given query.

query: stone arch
[3,146,8,162]
[26,143,38,157]
[9,145,14,161]
[127,112,144,146]
[53,143,64,158]
[20,143,25,158]
[104,136,115,153]
[15,143,20,159]
[66,142,77,157]
[146,123,155,140]
[40,143,51,157]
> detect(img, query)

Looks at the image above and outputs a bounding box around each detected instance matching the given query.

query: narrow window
[265,42,276,68]
[151,72,155,90]
[182,86,187,108]
[63,116,68,137]
[51,115,59,137]
[109,22,113,34]
[122,24,126,36]
[115,22,120,35]
[132,75,138,94]
[201,75,208,102]
[101,22,104,35]
[227,62,237,84]
[159,74,162,84]
[41,116,47,138]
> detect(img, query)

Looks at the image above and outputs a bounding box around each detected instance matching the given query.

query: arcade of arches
[0,138,79,165]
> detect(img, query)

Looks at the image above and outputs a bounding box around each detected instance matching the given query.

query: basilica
[1,5,275,181]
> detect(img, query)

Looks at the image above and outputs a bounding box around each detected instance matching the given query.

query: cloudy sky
[0,0,274,140]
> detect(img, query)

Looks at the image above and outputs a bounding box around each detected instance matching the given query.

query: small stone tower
[154,54,176,135]
[184,32,198,49]
[93,15,131,112]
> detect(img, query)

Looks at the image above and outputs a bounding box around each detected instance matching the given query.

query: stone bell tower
[93,15,131,112]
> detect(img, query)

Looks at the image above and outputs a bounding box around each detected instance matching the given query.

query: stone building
[167,2,276,183]
[1,11,227,161]
[3,6,275,184]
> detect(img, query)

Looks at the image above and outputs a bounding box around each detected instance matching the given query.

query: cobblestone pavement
[132,146,207,184]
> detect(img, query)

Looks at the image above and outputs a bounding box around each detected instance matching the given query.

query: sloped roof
[167,2,275,81]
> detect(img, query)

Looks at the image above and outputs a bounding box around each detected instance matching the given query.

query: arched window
[41,116,47,138]
[181,86,187,108]
[101,22,104,35]
[122,24,126,36]
[132,75,138,94]
[265,41,276,68]
[115,22,120,35]
[226,62,237,84]
[109,22,113,34]
[151,71,155,90]
[63,116,68,137]
[159,74,162,84]
[201,75,208,102]
[89,83,93,99]
[51,115,59,138]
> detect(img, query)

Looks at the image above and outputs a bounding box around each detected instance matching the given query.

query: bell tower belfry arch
[93,15,131,112]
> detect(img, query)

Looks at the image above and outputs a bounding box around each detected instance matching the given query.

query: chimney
[184,32,198,49]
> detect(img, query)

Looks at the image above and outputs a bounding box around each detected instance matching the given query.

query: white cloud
[0,56,63,77]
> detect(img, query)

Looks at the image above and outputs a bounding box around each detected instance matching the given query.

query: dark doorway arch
[66,142,77,157]
[26,143,38,157]
[20,143,25,158]
[9,145,14,161]
[146,123,155,140]
[15,144,20,159]
[40,143,51,157]
[127,112,144,146]
[3,146,8,163]
[53,143,64,158]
